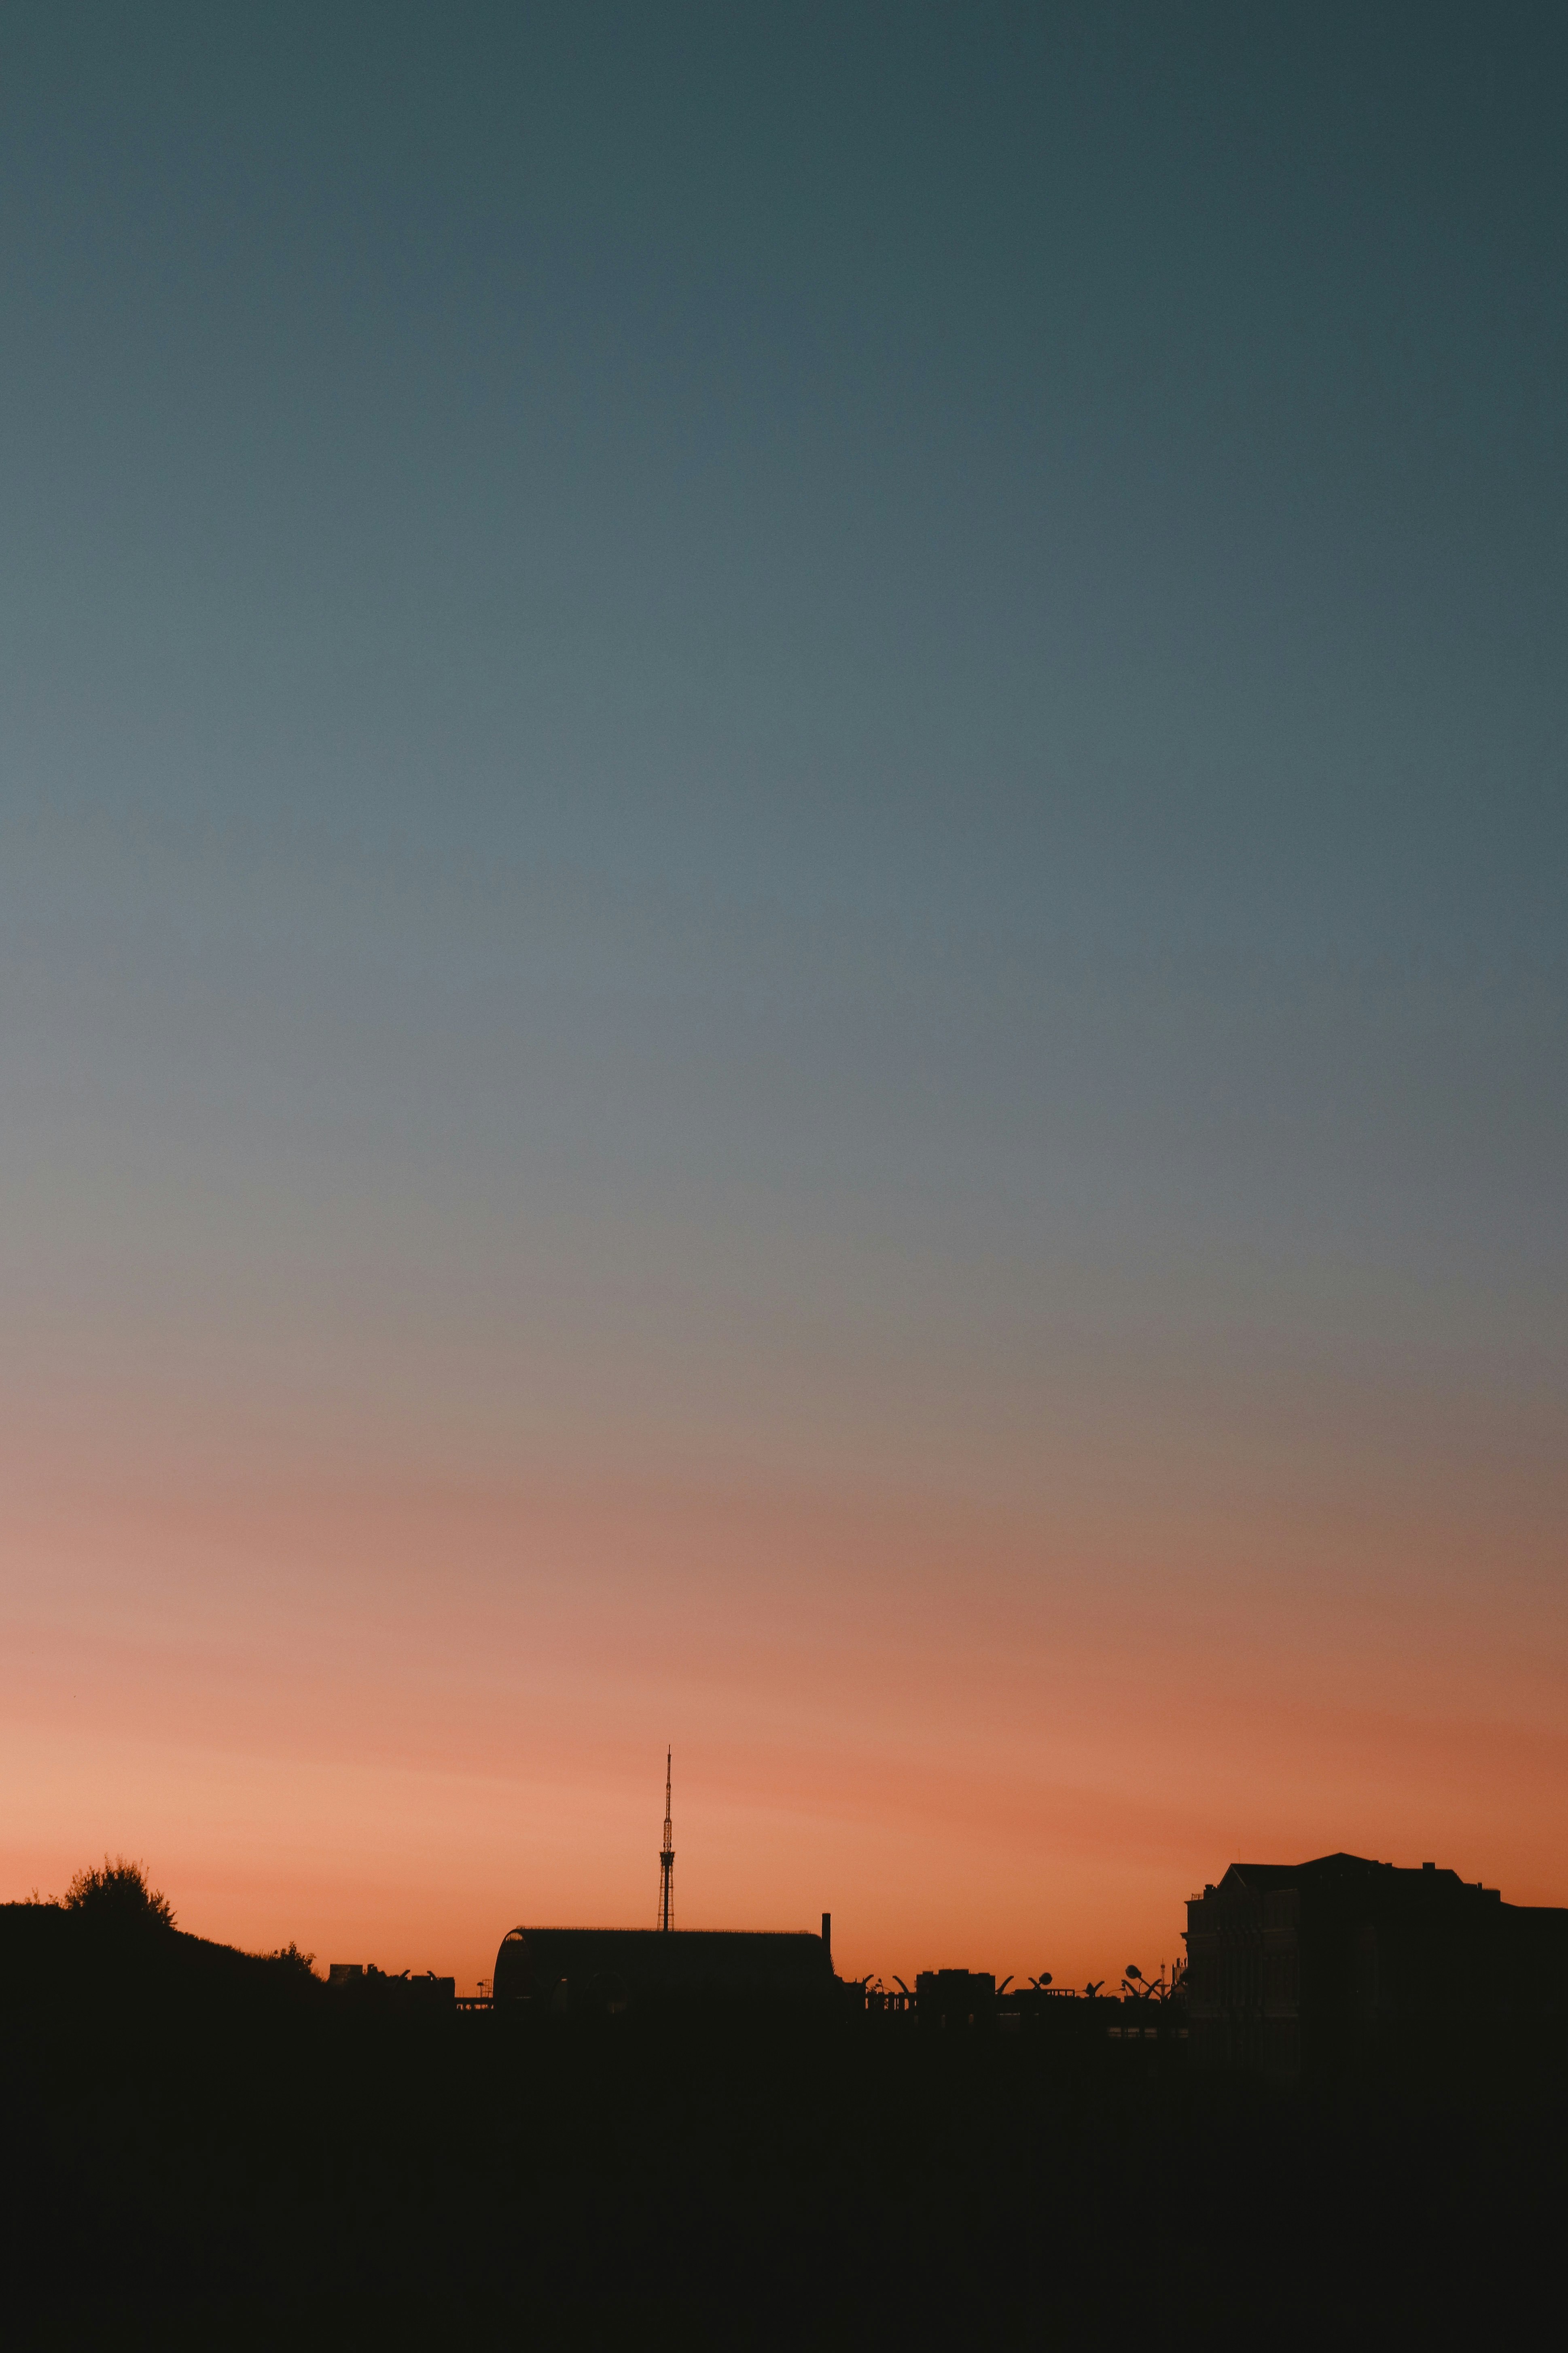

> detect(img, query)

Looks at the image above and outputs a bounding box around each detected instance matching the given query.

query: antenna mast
[658,1747,675,1932]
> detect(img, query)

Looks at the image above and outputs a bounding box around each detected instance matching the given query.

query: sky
[2,1,1565,1991]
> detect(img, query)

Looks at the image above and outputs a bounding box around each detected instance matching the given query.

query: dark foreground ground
[2,1907,1564,2349]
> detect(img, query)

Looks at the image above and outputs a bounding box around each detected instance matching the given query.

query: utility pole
[658,1747,675,1932]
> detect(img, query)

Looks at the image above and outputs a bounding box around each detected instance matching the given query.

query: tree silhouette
[265,1941,318,1977]
[64,1856,176,1932]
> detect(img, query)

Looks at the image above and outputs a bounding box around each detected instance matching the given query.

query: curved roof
[494,1925,833,2003]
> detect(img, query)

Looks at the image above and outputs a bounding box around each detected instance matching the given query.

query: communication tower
[658,1747,675,1931]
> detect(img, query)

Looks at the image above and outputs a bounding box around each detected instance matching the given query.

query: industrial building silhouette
[492,1922,836,2011]
[492,1756,837,2011]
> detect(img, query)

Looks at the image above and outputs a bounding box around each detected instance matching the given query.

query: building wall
[1186,1854,1568,2087]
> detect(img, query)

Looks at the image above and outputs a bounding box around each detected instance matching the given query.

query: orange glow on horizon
[6,1458,1564,1993]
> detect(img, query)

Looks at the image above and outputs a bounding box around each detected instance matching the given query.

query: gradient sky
[3,2,1565,1991]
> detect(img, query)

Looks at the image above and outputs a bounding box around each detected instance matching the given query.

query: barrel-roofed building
[494,1922,837,2014]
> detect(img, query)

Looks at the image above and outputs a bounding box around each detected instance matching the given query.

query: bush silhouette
[64,1856,176,1932]
[266,1941,318,1977]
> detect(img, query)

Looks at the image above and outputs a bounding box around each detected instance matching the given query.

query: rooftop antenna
[658,1747,674,1932]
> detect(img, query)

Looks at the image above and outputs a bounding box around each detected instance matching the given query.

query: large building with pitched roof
[1185,1852,1568,2084]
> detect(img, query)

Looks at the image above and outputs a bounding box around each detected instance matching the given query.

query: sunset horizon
[4,0,1564,2032]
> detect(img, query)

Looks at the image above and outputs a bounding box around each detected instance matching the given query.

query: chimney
[821,1912,832,1964]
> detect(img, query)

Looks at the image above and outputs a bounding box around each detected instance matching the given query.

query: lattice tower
[658,1747,674,1931]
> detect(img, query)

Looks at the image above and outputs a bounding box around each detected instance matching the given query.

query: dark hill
[0,1900,321,2014]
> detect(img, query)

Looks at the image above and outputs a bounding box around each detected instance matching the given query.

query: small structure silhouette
[326,1962,455,2008]
[915,1969,995,2026]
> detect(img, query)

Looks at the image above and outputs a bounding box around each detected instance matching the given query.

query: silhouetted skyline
[3,2,1565,1988]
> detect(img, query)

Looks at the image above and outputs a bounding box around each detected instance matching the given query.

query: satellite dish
[1125,1964,1142,1980]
